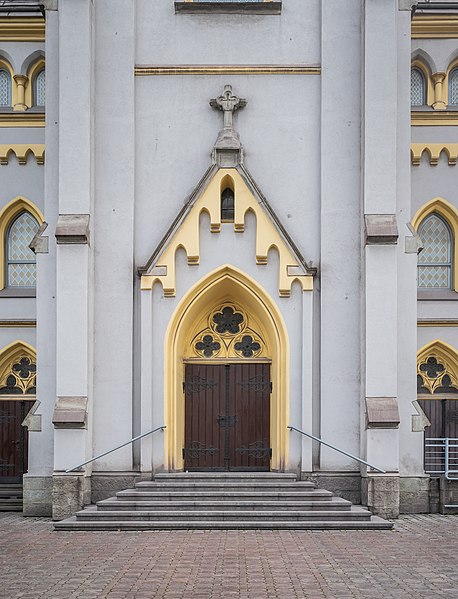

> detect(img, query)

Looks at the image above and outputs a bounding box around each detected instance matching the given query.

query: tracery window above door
[188,304,267,360]
[0,355,36,396]
[417,355,458,396]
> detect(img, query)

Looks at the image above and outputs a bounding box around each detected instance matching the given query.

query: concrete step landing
[54,473,393,531]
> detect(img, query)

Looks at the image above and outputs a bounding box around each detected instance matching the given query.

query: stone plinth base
[303,472,361,505]
[439,476,458,514]
[52,473,91,521]
[362,475,399,519]
[91,472,151,503]
[23,475,53,517]
[399,476,430,513]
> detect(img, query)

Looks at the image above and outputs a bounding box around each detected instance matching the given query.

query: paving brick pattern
[0,513,457,598]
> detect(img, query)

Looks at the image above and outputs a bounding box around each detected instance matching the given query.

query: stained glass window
[411,67,425,106]
[418,214,452,288]
[449,68,458,106]
[34,69,45,106]
[0,69,11,107]
[6,212,39,287]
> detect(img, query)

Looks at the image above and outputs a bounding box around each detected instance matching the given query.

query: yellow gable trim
[141,168,313,297]
[0,144,45,165]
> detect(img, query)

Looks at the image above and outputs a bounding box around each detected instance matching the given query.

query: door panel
[184,363,271,471]
[184,364,225,470]
[0,400,34,483]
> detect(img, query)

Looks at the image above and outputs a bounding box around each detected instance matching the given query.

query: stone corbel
[365,215,399,245]
[13,75,29,112]
[52,396,88,429]
[55,214,90,245]
[22,400,42,432]
[405,222,423,254]
[432,72,447,110]
[365,397,400,429]
[29,222,49,254]
[411,400,431,432]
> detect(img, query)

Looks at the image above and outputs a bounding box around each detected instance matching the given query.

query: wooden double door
[0,400,34,483]
[418,398,458,439]
[183,363,271,471]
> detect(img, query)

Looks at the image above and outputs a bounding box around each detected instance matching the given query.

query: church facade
[1,0,457,520]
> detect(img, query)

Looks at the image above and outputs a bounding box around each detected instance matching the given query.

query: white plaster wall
[1,159,44,207]
[418,327,458,351]
[0,328,35,349]
[91,0,135,471]
[411,39,458,73]
[0,41,45,74]
[319,0,362,471]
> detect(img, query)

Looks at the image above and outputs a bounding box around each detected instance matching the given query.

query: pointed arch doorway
[164,265,290,472]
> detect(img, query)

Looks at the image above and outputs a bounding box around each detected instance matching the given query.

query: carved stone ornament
[210,85,247,166]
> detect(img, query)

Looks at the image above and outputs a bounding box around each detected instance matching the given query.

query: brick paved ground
[0,514,457,599]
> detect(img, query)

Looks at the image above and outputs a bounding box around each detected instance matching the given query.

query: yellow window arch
[0,340,36,399]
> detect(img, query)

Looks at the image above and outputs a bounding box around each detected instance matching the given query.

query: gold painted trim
[184,357,272,364]
[412,197,458,293]
[0,113,45,128]
[411,111,458,126]
[0,18,45,42]
[412,15,458,39]
[141,168,313,297]
[0,197,44,291]
[411,143,458,166]
[418,320,458,327]
[0,320,36,328]
[0,144,45,165]
[135,64,321,76]
[164,265,290,472]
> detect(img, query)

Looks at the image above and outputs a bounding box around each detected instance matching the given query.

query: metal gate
[183,363,271,471]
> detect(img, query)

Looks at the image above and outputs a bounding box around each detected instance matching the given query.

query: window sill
[0,288,36,298]
[175,2,282,15]
[417,289,458,301]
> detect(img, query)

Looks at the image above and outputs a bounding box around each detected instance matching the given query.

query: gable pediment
[140,166,315,297]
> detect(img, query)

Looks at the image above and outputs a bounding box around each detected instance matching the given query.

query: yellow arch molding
[0,144,45,165]
[0,340,36,398]
[412,197,458,292]
[0,196,44,291]
[0,57,18,107]
[164,264,290,472]
[24,58,44,108]
[411,59,434,107]
[444,58,458,107]
[141,168,313,297]
[417,339,458,393]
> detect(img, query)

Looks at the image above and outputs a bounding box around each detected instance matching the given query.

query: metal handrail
[424,437,458,480]
[65,425,166,473]
[288,425,386,474]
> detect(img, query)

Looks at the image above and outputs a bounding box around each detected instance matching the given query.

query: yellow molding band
[411,143,458,166]
[0,17,45,42]
[412,15,458,39]
[135,64,321,76]
[0,113,45,128]
[411,111,458,126]
[418,320,458,327]
[0,320,36,328]
[0,144,45,165]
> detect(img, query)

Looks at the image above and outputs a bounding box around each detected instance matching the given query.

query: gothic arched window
[6,211,39,287]
[34,69,45,107]
[411,67,426,106]
[221,187,235,222]
[418,213,453,289]
[0,68,11,107]
[449,67,458,106]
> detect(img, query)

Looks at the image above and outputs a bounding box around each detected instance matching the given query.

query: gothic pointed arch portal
[164,265,290,471]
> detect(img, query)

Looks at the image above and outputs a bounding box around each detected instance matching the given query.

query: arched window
[418,214,453,289]
[221,187,235,222]
[449,67,458,106]
[34,69,45,107]
[0,68,11,107]
[411,67,426,106]
[5,211,39,287]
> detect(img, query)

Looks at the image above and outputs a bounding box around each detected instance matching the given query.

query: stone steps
[54,473,393,531]
[0,484,23,512]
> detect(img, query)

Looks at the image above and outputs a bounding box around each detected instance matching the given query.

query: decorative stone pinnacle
[209,85,247,167]
[210,85,247,129]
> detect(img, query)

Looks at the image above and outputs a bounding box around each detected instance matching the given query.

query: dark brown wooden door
[184,363,271,471]
[0,400,34,483]
[418,398,458,438]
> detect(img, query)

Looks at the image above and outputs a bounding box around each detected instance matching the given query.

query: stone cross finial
[210,85,247,129]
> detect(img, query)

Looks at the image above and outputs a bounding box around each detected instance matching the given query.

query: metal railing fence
[424,437,458,480]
